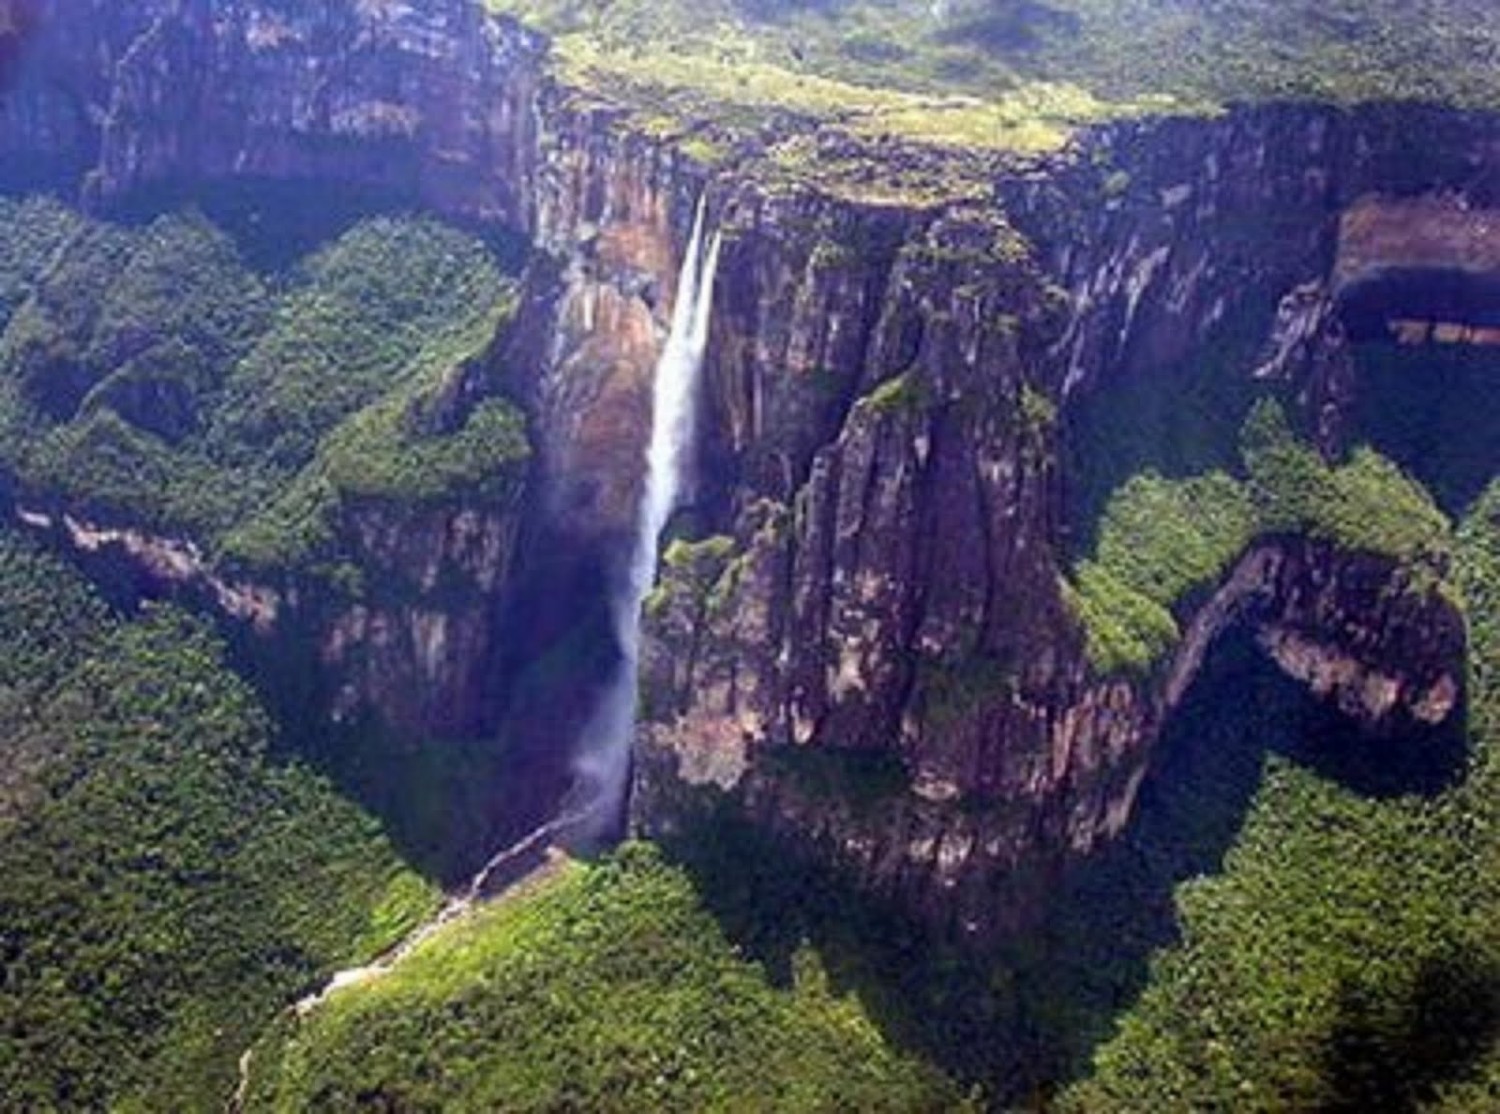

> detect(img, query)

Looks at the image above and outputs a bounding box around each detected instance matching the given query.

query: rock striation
[635,108,1488,940]
[1,0,1489,941]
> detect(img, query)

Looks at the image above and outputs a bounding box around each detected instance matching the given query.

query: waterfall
[572,197,722,837]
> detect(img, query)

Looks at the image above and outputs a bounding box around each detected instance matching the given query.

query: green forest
[491,0,1500,110]
[0,197,529,582]
[0,532,438,1108]
[1,0,1500,1107]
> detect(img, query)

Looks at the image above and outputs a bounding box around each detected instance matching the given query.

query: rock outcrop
[3,0,545,219]
[2,0,1488,943]
[635,108,1489,941]
[2,480,524,742]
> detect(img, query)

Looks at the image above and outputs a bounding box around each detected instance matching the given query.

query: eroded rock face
[638,520,1467,942]
[1003,105,1500,458]
[632,190,1113,932]
[2,0,1487,944]
[3,0,545,219]
[636,108,1492,943]
[11,504,280,631]
[5,483,524,741]
[319,499,521,737]
[502,123,700,550]
[1163,541,1465,732]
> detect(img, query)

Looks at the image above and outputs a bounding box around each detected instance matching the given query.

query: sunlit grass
[489,0,1500,196]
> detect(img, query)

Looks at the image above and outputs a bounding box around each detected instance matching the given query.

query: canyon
[0,0,1490,950]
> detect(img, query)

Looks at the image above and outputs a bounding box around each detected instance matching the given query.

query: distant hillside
[493,0,1500,127]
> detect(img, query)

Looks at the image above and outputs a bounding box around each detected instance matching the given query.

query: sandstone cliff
[635,106,1487,940]
[1,0,1488,940]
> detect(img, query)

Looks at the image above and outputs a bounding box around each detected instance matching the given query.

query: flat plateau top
[487,1,1500,200]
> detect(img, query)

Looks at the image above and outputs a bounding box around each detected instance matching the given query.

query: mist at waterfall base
[567,202,722,844]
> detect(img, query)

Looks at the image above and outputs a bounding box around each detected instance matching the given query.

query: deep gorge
[1,0,1498,1108]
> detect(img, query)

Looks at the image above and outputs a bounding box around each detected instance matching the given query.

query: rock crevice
[2,0,1488,942]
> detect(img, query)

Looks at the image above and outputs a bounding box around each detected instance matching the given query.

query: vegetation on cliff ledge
[0,200,530,581]
[492,0,1500,197]
[1067,400,1450,675]
[498,0,1500,107]
[489,0,1158,201]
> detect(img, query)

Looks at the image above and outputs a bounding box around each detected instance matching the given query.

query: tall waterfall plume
[572,197,722,837]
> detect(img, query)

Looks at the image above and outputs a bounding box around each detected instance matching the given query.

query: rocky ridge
[0,0,1488,939]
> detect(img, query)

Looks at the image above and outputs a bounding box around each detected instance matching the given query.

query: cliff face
[317,498,521,737]
[6,476,524,743]
[2,0,1487,940]
[1,1,729,862]
[1005,105,1500,459]
[638,538,1463,937]
[633,198,1106,942]
[635,108,1488,941]
[3,0,545,220]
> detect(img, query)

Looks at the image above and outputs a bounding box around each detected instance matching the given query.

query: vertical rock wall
[0,0,1486,940]
[635,106,1489,942]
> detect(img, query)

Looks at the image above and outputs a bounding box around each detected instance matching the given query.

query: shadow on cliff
[993,629,1472,1098]
[660,627,1471,1106]
[108,176,530,273]
[1349,338,1500,520]
[250,543,621,889]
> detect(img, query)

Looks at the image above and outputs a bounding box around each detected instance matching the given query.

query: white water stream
[263,197,721,1009]
[233,201,722,1108]
[571,197,723,835]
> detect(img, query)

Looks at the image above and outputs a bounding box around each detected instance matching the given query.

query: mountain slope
[244,844,961,1112]
[0,531,438,1110]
